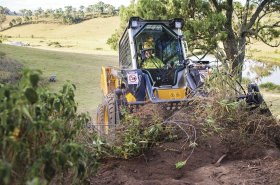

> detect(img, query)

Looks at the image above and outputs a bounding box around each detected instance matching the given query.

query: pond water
[189,55,280,85]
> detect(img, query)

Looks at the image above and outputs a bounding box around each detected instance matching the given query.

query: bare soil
[90,103,280,185]
[91,143,280,185]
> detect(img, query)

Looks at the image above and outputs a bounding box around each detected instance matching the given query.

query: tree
[53,8,63,19]
[105,5,115,15]
[33,7,44,19]
[80,5,85,11]
[64,6,73,16]
[210,0,280,76]
[94,1,106,14]
[11,19,16,25]
[0,6,7,29]
[16,17,22,25]
[44,9,54,18]
[108,0,280,78]
[24,16,30,22]
[25,9,32,16]
[19,9,27,16]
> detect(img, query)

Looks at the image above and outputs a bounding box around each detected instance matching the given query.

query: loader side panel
[100,66,120,97]
[154,88,186,100]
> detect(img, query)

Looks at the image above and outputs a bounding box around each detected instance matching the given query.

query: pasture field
[262,91,280,118]
[1,16,279,65]
[0,44,117,114]
[1,44,279,117]
[0,16,279,116]
[1,16,120,55]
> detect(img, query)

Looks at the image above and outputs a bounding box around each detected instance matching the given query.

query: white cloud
[0,0,131,11]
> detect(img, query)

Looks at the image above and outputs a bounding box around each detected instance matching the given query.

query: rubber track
[96,104,105,134]
[105,93,116,129]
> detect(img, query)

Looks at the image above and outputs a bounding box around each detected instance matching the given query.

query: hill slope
[0,44,117,114]
[1,16,120,55]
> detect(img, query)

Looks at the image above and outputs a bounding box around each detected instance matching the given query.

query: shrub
[47,41,62,47]
[0,70,97,184]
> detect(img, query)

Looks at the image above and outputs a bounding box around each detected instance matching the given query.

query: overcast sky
[0,0,131,11]
[0,0,247,11]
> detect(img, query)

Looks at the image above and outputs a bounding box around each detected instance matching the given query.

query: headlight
[131,20,138,28]
[175,21,182,29]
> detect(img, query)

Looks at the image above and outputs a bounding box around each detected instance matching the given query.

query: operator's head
[143,36,154,59]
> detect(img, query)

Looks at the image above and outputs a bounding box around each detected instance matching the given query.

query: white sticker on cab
[127,71,139,85]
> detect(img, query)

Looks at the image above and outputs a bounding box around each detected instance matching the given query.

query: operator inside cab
[135,24,184,71]
[141,36,164,69]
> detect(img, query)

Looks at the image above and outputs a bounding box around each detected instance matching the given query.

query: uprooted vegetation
[91,71,280,184]
[1,68,280,184]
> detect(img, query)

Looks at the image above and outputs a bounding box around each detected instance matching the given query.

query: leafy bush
[47,41,62,47]
[0,70,97,184]
[106,31,120,50]
[97,105,176,159]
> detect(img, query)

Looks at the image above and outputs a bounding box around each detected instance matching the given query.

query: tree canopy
[108,0,280,76]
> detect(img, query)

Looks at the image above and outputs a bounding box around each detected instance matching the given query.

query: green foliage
[112,115,165,159]
[175,160,187,169]
[107,108,174,159]
[107,0,226,53]
[16,17,22,25]
[62,15,82,25]
[108,0,279,76]
[106,31,120,50]
[0,70,97,184]
[47,41,62,47]
[0,6,6,29]
[26,177,47,185]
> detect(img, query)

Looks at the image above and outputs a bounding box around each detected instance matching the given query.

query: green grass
[260,82,280,92]
[0,16,120,55]
[263,91,280,118]
[0,44,117,114]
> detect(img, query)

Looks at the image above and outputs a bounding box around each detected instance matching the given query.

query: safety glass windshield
[135,24,184,69]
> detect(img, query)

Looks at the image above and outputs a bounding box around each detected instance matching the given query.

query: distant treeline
[0,1,118,29]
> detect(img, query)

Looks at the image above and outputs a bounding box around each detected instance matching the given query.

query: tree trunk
[235,36,246,79]
[223,35,247,80]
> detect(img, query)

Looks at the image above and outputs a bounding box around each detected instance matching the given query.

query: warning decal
[127,71,139,85]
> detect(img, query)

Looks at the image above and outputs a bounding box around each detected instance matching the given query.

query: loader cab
[119,17,188,87]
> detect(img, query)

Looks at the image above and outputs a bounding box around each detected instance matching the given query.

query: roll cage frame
[119,17,187,70]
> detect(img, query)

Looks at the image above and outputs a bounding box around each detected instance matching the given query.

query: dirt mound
[91,101,280,185]
[91,145,280,185]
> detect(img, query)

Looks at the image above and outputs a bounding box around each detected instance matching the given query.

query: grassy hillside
[1,16,120,55]
[1,16,279,64]
[2,15,18,28]
[0,44,117,114]
[247,40,280,66]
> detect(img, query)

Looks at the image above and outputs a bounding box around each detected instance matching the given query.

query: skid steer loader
[95,17,266,135]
